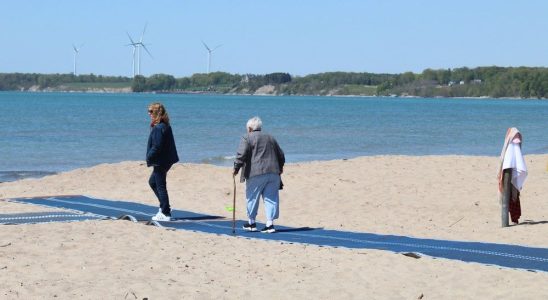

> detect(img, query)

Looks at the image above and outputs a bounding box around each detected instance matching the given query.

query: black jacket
[146,122,179,167]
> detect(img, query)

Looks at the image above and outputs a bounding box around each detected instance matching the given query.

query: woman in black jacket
[147,102,179,221]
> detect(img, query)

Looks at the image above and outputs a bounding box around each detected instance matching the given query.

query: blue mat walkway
[7,195,222,222]
[0,211,104,225]
[7,195,548,273]
[159,220,548,272]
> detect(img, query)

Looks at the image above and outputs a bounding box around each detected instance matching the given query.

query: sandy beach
[1,155,548,299]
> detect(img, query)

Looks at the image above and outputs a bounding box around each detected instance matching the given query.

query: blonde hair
[149,102,170,126]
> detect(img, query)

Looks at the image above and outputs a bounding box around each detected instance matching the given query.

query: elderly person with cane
[233,117,285,233]
[497,127,527,227]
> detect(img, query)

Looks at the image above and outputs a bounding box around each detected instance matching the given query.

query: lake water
[1,92,548,181]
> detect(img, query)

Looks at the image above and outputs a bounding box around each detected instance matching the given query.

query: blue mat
[7,195,548,273]
[0,211,104,225]
[156,220,548,272]
[8,195,222,222]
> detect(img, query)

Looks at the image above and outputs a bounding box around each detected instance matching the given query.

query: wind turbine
[202,41,222,74]
[72,43,84,76]
[126,24,153,77]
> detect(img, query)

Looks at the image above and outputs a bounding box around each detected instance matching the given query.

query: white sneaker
[152,211,171,221]
[156,208,173,215]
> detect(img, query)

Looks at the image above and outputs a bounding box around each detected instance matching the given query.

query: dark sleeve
[147,125,166,161]
[234,135,250,171]
[274,139,285,171]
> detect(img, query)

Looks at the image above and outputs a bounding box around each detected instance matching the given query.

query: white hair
[246,116,262,131]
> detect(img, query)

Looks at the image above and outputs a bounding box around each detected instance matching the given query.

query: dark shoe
[243,223,257,232]
[260,225,276,233]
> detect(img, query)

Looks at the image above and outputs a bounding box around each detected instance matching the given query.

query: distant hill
[1,66,547,98]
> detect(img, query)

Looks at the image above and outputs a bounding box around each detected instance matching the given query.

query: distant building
[459,81,465,85]
[472,79,482,84]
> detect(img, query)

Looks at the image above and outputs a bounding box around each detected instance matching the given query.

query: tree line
[0,73,131,91]
[1,66,547,98]
[127,67,548,98]
[377,67,548,98]
[131,72,292,93]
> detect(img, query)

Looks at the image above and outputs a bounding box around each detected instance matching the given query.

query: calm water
[1,92,548,181]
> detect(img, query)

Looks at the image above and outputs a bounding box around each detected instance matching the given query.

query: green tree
[131,75,146,92]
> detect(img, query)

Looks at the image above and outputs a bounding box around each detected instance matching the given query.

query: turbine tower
[202,41,222,74]
[126,24,153,77]
[72,44,84,76]
[126,33,138,77]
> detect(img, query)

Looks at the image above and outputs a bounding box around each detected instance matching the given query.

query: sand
[1,155,548,299]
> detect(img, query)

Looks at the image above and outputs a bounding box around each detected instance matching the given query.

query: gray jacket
[234,130,285,182]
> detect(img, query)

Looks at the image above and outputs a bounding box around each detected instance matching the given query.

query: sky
[1,0,547,77]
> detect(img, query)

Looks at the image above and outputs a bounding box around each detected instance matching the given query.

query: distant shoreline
[3,89,546,100]
[2,66,547,98]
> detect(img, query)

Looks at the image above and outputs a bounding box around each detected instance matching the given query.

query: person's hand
[233,169,239,176]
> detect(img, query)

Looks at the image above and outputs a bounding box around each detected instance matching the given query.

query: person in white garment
[497,127,527,226]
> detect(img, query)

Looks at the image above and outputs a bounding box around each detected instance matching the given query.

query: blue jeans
[246,173,281,222]
[149,165,172,216]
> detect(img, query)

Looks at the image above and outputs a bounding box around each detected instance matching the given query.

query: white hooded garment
[501,139,527,191]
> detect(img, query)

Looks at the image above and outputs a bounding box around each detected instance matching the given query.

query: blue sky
[1,0,547,77]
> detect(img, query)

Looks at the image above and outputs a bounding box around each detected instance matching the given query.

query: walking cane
[232,174,236,234]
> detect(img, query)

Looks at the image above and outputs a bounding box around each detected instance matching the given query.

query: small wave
[200,155,235,166]
[0,171,57,183]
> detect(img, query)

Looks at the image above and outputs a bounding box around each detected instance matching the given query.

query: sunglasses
[148,110,153,114]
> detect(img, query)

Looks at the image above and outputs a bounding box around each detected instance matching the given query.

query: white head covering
[497,127,527,194]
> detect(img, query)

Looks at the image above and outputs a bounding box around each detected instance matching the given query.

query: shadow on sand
[518,219,548,226]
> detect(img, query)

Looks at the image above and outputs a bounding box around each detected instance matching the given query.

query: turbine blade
[126,32,136,44]
[201,41,211,51]
[212,44,223,52]
[141,44,153,59]
[140,23,147,43]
